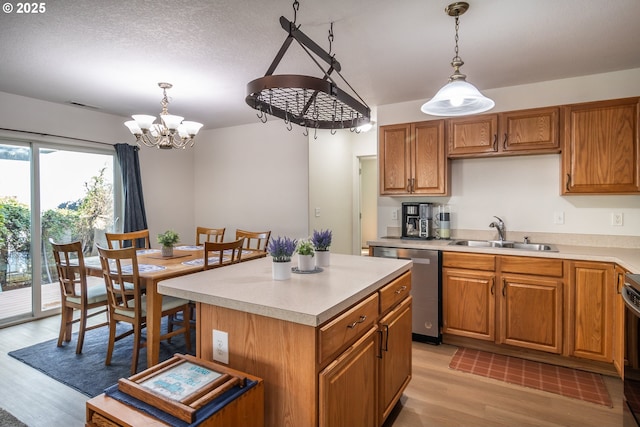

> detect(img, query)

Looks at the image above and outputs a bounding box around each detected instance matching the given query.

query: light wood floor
[0,315,623,427]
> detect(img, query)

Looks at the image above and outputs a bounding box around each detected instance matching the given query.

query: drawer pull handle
[347,315,367,329]
[394,285,407,294]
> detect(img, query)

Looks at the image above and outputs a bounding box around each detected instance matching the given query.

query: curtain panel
[114,144,148,247]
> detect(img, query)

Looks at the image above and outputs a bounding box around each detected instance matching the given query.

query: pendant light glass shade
[420,78,494,116]
[421,2,494,117]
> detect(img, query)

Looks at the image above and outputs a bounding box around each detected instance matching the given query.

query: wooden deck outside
[0,282,62,321]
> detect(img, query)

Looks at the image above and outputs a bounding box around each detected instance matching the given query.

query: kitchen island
[159,253,412,427]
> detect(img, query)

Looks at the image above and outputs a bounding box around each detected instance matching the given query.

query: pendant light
[421,2,494,117]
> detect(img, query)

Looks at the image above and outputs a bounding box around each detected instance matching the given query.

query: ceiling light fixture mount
[421,2,495,117]
[124,82,203,150]
[245,0,371,135]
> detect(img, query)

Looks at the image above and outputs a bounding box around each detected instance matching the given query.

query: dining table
[85,244,266,368]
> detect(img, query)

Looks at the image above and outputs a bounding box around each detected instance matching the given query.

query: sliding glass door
[0,140,118,324]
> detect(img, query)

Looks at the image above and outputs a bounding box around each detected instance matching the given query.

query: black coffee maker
[401,202,433,239]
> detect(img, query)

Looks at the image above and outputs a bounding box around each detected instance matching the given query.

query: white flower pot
[297,254,315,272]
[315,250,330,267]
[161,246,174,257]
[272,261,292,280]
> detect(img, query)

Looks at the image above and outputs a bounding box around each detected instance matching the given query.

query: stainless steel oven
[623,274,640,426]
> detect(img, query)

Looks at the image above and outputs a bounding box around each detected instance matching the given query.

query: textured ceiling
[1,0,639,130]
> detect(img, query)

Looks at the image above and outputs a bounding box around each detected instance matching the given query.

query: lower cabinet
[319,271,413,427]
[613,265,629,377]
[568,261,615,362]
[500,273,563,353]
[319,326,378,427]
[442,252,496,341]
[378,296,412,424]
[443,252,564,354]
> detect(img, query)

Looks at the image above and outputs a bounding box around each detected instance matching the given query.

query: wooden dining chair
[105,229,151,250]
[97,245,192,375]
[235,229,271,253]
[196,226,226,245]
[203,238,245,270]
[51,240,109,354]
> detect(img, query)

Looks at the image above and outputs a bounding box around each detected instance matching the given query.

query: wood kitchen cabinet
[447,106,560,158]
[568,261,615,363]
[442,252,496,341]
[319,326,378,427]
[443,252,564,354]
[613,265,629,377]
[378,121,449,195]
[499,256,564,354]
[562,97,640,194]
[378,295,412,424]
[197,268,412,427]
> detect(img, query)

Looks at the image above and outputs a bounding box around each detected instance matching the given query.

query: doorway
[359,156,377,255]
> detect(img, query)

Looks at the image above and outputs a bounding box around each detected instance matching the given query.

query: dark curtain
[114,144,148,247]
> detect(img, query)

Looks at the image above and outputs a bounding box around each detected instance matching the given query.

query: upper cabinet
[562,97,640,194]
[379,120,449,196]
[446,106,560,158]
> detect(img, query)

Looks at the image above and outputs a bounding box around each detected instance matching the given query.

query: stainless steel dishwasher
[372,247,441,344]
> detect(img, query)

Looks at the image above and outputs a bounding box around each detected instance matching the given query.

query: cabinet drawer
[379,271,412,314]
[501,255,563,277]
[318,293,379,365]
[443,252,495,271]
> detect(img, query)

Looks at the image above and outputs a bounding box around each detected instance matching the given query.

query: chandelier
[421,2,494,117]
[245,1,370,135]
[124,82,203,150]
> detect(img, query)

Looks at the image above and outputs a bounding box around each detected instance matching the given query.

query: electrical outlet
[391,209,398,220]
[212,329,229,364]
[612,212,624,226]
[553,211,565,225]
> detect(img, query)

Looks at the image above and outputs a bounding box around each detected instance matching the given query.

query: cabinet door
[411,121,448,195]
[499,274,563,353]
[443,268,495,341]
[569,261,615,362]
[379,124,411,195]
[446,114,499,157]
[319,326,378,427]
[500,107,560,153]
[562,97,640,194]
[378,296,412,425]
[613,265,628,377]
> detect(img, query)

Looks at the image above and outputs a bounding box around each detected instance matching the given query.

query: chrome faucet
[489,216,506,242]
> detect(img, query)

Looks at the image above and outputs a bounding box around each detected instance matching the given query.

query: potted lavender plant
[267,236,297,280]
[311,229,332,267]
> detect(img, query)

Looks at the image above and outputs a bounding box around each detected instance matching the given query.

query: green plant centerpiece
[312,229,332,267]
[296,238,315,271]
[158,230,179,257]
[267,236,297,280]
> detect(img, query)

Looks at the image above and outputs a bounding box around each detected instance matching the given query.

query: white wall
[376,68,640,242]
[0,91,197,245]
[308,120,378,255]
[193,121,309,242]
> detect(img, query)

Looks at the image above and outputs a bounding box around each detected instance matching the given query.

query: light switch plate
[553,211,564,225]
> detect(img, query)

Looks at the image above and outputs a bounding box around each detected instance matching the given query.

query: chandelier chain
[453,15,460,62]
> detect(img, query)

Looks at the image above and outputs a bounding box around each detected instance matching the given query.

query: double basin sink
[449,239,558,252]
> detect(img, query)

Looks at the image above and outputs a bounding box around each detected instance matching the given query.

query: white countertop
[158,253,412,327]
[368,238,640,273]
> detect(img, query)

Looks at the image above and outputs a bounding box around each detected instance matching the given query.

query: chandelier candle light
[421,2,495,117]
[124,82,203,149]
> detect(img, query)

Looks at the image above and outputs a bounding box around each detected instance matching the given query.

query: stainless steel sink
[449,240,558,252]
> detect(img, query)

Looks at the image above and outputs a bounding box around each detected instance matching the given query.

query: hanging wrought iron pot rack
[246,11,371,133]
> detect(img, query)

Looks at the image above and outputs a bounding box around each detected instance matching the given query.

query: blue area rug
[8,320,195,397]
